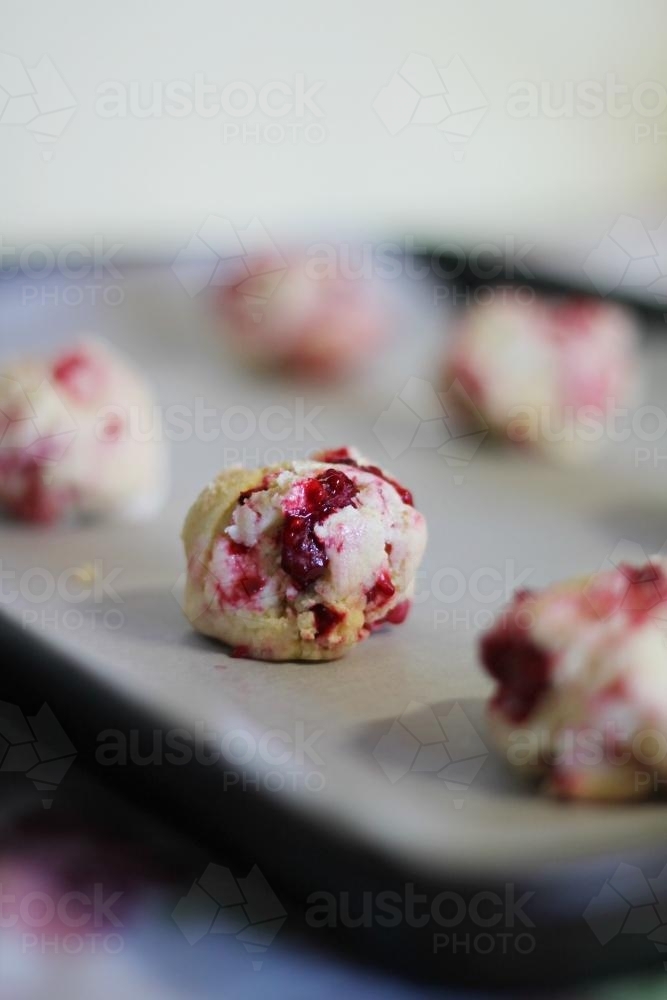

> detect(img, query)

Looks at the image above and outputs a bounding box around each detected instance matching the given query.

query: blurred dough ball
[443,297,640,462]
[215,254,386,380]
[480,557,667,800]
[0,339,167,525]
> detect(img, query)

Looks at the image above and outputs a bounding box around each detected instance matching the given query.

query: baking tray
[2,264,667,987]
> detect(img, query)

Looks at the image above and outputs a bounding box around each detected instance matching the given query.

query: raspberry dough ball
[0,340,167,524]
[480,560,667,800]
[216,256,385,380]
[181,447,427,661]
[444,298,638,461]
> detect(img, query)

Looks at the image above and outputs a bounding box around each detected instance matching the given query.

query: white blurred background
[2,0,667,258]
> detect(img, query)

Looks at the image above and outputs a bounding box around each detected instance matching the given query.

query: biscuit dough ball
[0,340,167,524]
[480,559,667,800]
[444,298,639,461]
[181,447,427,661]
[216,256,385,380]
